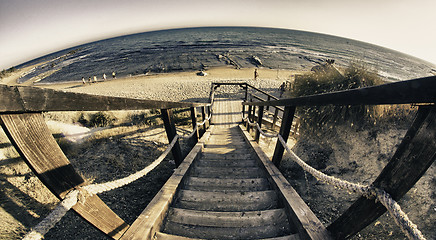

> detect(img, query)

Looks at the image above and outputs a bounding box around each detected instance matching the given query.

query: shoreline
[2,66,308,103]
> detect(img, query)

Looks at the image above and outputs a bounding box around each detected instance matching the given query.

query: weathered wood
[266,95,271,111]
[191,166,265,178]
[200,106,207,136]
[163,221,291,240]
[243,75,436,107]
[239,124,333,240]
[255,105,264,142]
[272,106,296,166]
[246,83,280,101]
[184,177,270,191]
[161,109,184,167]
[246,104,252,131]
[328,106,436,239]
[119,130,210,240]
[0,84,207,113]
[190,107,199,145]
[176,190,278,211]
[0,113,129,239]
[168,208,288,228]
[272,107,280,130]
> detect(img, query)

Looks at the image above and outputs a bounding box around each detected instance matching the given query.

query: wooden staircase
[158,125,299,239]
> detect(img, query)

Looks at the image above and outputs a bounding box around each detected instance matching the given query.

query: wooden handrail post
[266,96,271,111]
[246,104,252,131]
[272,106,296,166]
[328,106,436,239]
[161,108,183,167]
[255,105,264,143]
[244,84,248,101]
[200,106,207,136]
[190,107,199,145]
[207,106,212,125]
[272,107,279,130]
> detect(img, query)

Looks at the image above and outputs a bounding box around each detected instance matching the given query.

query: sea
[16,27,436,84]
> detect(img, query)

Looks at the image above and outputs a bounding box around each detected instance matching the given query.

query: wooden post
[328,106,436,239]
[161,109,183,167]
[190,107,199,145]
[244,84,248,101]
[272,107,279,130]
[255,106,264,143]
[266,96,271,111]
[200,106,207,136]
[207,106,212,125]
[272,106,296,166]
[246,105,252,131]
[0,113,129,238]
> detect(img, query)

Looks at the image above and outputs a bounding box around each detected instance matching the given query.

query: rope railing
[177,113,211,139]
[242,115,425,240]
[23,135,180,240]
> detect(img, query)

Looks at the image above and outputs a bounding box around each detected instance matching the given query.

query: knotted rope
[177,114,211,139]
[23,135,180,240]
[242,116,425,240]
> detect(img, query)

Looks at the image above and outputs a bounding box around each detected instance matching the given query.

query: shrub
[292,63,384,134]
[89,112,116,127]
[129,111,159,126]
[77,112,89,126]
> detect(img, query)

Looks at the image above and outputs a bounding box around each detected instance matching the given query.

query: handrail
[0,84,210,113]
[241,75,436,240]
[246,83,280,101]
[243,75,436,107]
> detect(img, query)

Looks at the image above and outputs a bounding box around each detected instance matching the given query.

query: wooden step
[184,177,270,191]
[175,190,279,211]
[201,153,253,160]
[166,208,289,228]
[155,232,300,240]
[195,159,258,168]
[202,148,251,154]
[162,221,291,240]
[191,166,265,178]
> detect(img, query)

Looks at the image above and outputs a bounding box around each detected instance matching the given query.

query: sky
[1,0,435,70]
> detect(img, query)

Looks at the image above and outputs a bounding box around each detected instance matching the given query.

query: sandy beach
[0,65,434,240]
[1,66,306,102]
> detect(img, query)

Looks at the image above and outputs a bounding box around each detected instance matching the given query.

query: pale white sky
[1,0,435,70]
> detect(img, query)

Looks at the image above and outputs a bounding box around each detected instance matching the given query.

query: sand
[0,66,434,239]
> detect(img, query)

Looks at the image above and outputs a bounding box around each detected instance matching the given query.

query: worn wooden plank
[191,166,265,178]
[239,124,333,240]
[243,75,436,107]
[119,128,211,240]
[255,105,265,142]
[190,107,199,145]
[0,113,129,239]
[175,190,279,211]
[163,221,291,240]
[328,106,436,239]
[184,177,269,191]
[161,109,183,167]
[0,84,207,113]
[272,106,296,166]
[200,106,207,137]
[168,208,288,228]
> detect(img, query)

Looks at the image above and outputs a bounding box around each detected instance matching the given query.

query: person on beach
[82,77,86,85]
[93,75,97,83]
[254,68,259,81]
[112,71,116,79]
[103,73,107,81]
[279,82,286,97]
[88,77,92,84]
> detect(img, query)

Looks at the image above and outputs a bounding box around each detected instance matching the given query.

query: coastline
[2,65,307,102]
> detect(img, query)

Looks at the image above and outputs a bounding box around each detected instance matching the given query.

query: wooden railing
[0,83,214,239]
[242,75,436,239]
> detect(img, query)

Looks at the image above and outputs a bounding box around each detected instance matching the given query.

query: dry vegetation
[0,109,195,239]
